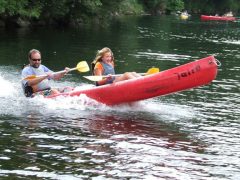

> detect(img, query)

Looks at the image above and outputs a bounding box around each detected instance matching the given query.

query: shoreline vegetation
[0,0,239,28]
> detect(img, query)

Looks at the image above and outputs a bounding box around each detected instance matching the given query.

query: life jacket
[101,62,115,75]
[92,61,115,74]
[91,61,115,86]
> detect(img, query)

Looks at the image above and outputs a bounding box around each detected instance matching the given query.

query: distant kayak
[201,15,236,21]
[46,56,218,106]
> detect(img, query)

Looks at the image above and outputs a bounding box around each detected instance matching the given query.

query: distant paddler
[180,10,190,20]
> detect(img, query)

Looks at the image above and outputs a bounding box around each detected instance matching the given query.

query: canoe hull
[47,56,218,105]
[201,15,236,21]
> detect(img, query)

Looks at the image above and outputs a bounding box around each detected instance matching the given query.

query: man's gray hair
[28,49,41,60]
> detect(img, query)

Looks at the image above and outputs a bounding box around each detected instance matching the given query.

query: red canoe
[201,15,236,21]
[47,56,218,105]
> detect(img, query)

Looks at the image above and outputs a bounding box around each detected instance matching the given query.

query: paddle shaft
[83,67,160,82]
[22,61,90,81]
[30,67,77,79]
[100,73,146,78]
[55,67,77,74]
[83,73,150,82]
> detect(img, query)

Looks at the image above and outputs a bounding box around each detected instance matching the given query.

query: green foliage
[78,0,102,15]
[115,0,144,15]
[142,0,166,10]
[0,0,7,14]
[1,0,240,27]
[0,0,42,18]
[166,0,184,12]
[141,0,184,14]
[183,0,240,14]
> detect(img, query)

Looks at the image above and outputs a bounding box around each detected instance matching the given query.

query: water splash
[33,93,104,111]
[0,67,195,122]
[0,75,17,97]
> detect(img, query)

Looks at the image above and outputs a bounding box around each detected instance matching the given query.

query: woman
[92,47,140,86]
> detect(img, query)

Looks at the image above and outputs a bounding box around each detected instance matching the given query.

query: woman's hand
[106,74,112,80]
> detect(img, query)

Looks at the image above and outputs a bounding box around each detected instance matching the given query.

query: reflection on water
[0,106,205,179]
[0,16,240,179]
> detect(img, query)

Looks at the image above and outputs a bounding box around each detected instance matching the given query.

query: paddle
[83,67,160,82]
[23,61,90,80]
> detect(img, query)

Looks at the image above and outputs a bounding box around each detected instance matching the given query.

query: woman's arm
[94,68,108,85]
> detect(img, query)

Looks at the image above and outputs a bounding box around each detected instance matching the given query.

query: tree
[0,0,42,18]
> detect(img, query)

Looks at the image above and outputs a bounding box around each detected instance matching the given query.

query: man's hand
[64,67,70,74]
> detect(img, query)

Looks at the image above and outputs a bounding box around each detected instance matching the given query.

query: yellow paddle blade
[76,61,90,72]
[83,75,103,81]
[145,67,160,75]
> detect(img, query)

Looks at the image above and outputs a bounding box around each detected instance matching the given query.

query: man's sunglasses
[31,59,41,62]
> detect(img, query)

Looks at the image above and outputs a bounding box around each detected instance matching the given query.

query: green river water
[0,15,239,179]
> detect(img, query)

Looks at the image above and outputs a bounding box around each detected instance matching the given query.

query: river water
[0,15,239,179]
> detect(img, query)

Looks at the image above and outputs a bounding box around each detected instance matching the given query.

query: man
[21,49,69,97]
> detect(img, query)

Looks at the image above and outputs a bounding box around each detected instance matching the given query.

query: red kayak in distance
[201,15,236,21]
[47,56,218,106]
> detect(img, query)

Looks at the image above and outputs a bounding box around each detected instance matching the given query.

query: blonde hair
[92,47,114,64]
